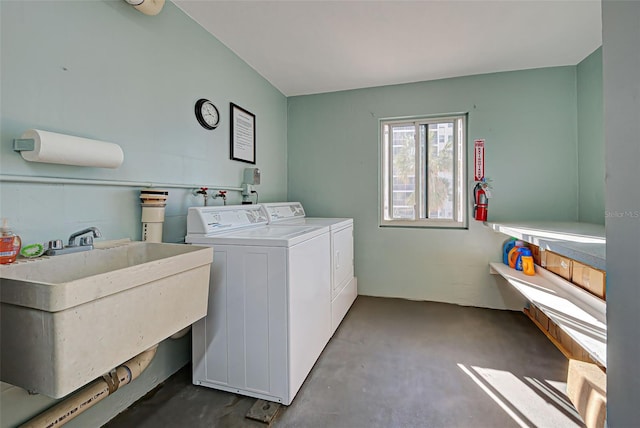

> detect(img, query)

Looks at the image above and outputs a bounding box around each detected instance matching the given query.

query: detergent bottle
[508,241,527,269]
[519,248,535,276]
[514,248,527,271]
[0,219,21,264]
[502,238,517,265]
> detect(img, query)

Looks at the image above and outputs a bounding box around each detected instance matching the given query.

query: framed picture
[230,103,256,164]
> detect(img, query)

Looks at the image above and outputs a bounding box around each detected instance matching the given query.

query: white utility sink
[0,240,213,398]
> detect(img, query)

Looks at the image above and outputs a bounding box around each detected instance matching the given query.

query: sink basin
[0,240,213,398]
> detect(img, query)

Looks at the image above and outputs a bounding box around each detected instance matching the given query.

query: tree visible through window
[381,115,467,228]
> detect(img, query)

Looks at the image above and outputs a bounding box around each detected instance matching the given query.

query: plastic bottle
[514,248,527,271]
[0,219,22,264]
[502,238,517,265]
[519,248,535,276]
[508,241,527,269]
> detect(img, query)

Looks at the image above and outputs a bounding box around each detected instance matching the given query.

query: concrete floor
[105,296,585,428]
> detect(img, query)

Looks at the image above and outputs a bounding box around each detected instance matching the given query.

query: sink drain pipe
[20,345,159,428]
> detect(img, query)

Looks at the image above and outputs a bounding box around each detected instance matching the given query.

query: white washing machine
[185,204,331,405]
[261,202,357,335]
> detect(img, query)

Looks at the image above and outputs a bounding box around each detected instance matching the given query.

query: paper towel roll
[134,0,165,16]
[19,129,124,168]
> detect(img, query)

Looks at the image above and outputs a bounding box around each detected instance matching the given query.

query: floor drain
[246,399,281,424]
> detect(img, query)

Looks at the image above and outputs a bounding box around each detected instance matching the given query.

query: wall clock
[195,98,220,130]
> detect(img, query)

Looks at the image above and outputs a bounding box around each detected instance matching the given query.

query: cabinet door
[333,226,354,293]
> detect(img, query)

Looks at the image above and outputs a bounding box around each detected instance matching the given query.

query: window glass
[381,115,467,228]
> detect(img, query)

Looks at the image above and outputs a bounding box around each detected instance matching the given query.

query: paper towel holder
[13,139,36,152]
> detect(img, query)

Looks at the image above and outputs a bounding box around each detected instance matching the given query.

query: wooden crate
[533,305,549,330]
[547,317,560,340]
[529,244,543,266]
[527,307,593,363]
[557,328,592,361]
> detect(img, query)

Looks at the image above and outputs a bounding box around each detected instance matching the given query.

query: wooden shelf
[490,262,606,367]
[486,221,606,271]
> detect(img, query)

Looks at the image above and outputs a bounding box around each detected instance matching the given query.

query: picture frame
[230,103,256,164]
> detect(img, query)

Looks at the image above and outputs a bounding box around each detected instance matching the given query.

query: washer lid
[264,217,353,230]
[299,217,353,229]
[261,202,353,230]
[186,224,328,247]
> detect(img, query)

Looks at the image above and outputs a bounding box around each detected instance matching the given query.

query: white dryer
[261,202,357,335]
[186,204,331,405]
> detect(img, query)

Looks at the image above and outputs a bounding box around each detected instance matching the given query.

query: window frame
[379,114,468,229]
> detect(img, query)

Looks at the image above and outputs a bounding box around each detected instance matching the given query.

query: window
[380,114,467,228]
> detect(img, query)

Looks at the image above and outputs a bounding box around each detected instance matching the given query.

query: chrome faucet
[45,227,103,256]
[68,227,102,247]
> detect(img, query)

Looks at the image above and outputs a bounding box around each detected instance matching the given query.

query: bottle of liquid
[508,241,527,269]
[514,248,527,271]
[502,238,517,265]
[0,219,22,264]
[519,248,535,276]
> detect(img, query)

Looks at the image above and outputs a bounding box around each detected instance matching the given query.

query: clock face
[195,99,220,130]
[202,102,218,126]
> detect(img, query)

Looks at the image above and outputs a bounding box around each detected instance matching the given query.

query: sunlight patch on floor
[458,364,584,428]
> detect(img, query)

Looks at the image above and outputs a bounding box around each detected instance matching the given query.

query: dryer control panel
[263,202,306,223]
[187,205,268,235]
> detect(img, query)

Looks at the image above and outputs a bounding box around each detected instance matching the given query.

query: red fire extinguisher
[473,182,488,221]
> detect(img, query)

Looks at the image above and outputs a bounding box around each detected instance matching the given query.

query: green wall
[0,1,286,426]
[287,67,579,307]
[577,47,604,224]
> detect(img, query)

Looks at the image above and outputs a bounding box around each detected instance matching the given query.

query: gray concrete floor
[105,296,585,428]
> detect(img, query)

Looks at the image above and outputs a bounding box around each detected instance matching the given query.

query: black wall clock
[195,98,220,130]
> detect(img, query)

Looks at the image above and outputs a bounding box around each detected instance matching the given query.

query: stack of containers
[503,238,535,276]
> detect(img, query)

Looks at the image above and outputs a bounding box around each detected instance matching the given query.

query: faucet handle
[79,236,94,246]
[48,239,63,250]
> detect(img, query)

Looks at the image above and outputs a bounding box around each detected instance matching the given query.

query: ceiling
[174,0,602,97]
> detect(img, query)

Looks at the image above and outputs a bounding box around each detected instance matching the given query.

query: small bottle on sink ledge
[0,218,21,264]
